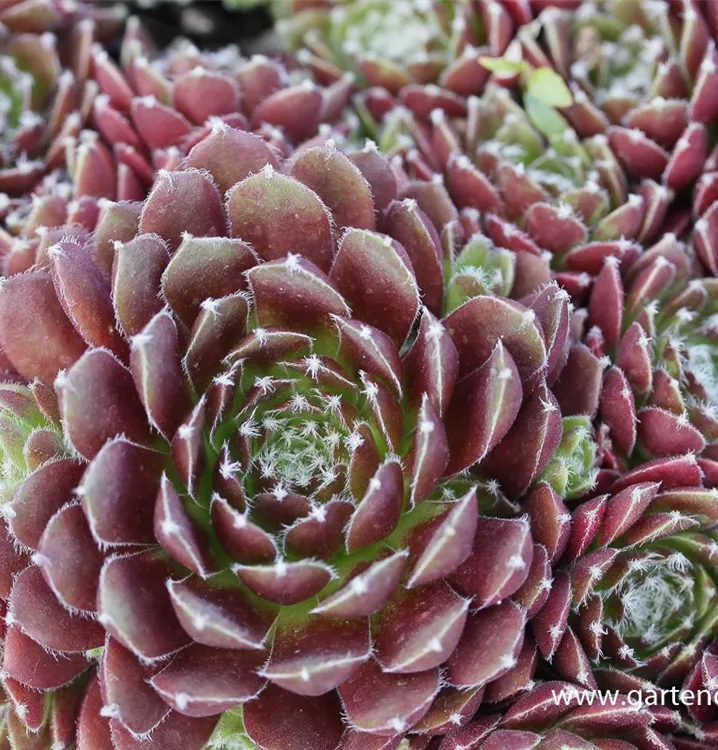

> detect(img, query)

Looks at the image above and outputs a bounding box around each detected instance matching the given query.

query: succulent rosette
[276,0,545,100]
[0,127,590,748]
[580,233,718,485]
[0,1,125,200]
[1,14,359,277]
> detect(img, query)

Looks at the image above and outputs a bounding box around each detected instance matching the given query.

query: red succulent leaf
[638,407,706,458]
[112,233,169,337]
[138,169,226,251]
[291,141,375,231]
[403,308,459,415]
[233,559,334,605]
[9,564,104,652]
[101,637,172,736]
[261,617,370,696]
[245,684,344,750]
[251,82,324,143]
[345,458,403,552]
[109,711,217,750]
[531,571,571,661]
[617,322,653,398]
[211,494,278,564]
[481,380,562,498]
[608,127,669,180]
[597,482,660,546]
[0,271,87,383]
[407,394,450,507]
[150,643,265,716]
[58,348,151,458]
[130,311,190,439]
[552,344,603,418]
[35,504,104,613]
[167,576,272,650]
[98,551,191,662]
[444,342,523,475]
[663,123,708,192]
[49,238,127,358]
[155,475,214,578]
[160,235,254,328]
[600,367,637,456]
[446,601,526,689]
[227,166,333,272]
[375,582,470,674]
[331,229,420,348]
[380,198,444,315]
[450,517,532,608]
[339,659,440,736]
[80,438,163,546]
[407,489,478,589]
[524,203,588,255]
[248,256,350,331]
[3,625,88,689]
[6,457,84,549]
[522,484,570,563]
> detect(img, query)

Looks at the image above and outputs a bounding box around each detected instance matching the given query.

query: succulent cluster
[1,1,718,749]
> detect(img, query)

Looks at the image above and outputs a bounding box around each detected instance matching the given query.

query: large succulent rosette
[0,1,125,218]
[0,131,585,748]
[1,14,357,277]
[581,233,718,485]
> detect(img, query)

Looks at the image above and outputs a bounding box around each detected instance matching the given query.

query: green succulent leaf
[478,56,529,74]
[526,67,573,107]
[523,94,570,138]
